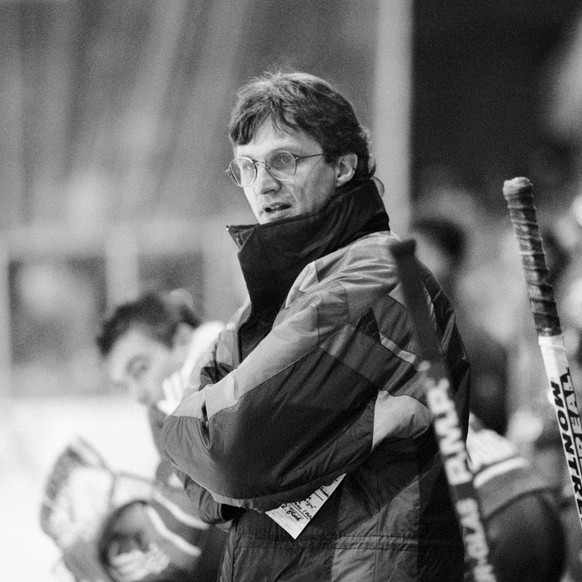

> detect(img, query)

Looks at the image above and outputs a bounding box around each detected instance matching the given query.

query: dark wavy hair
[228,70,375,186]
[96,290,201,356]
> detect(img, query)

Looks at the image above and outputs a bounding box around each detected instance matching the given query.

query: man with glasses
[161,70,470,581]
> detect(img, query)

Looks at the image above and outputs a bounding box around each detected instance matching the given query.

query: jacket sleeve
[149,343,241,526]
[176,468,243,527]
[161,261,437,512]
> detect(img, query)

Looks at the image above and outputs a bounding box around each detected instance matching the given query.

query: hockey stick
[503,176,582,527]
[391,239,497,582]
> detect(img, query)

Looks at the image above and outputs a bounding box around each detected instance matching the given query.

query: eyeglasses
[226,150,325,187]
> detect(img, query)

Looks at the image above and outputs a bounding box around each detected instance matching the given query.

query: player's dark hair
[228,70,375,187]
[96,290,201,356]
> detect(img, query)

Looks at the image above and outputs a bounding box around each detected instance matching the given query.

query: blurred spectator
[557,194,582,386]
[549,12,582,567]
[536,214,582,582]
[560,490,582,582]
[96,290,222,477]
[467,414,565,582]
[410,216,511,434]
[498,222,574,491]
[40,438,212,582]
[495,209,582,582]
[94,289,226,581]
[542,226,571,291]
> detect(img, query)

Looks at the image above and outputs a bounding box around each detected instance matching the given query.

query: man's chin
[260,208,295,224]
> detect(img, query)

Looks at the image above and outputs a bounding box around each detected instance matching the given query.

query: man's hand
[156,371,186,416]
[156,321,224,416]
[100,502,202,582]
[107,543,170,582]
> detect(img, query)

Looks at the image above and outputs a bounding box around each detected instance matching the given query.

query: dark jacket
[162,179,470,581]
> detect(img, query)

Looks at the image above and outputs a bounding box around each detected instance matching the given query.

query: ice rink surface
[0,394,159,581]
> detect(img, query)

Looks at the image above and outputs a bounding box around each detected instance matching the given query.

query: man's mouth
[264,203,291,215]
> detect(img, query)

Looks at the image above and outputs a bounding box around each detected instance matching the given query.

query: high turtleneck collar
[227,178,390,311]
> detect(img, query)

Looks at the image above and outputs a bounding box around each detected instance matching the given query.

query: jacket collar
[227,178,390,309]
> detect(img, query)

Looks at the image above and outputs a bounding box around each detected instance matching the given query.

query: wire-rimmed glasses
[226,150,324,187]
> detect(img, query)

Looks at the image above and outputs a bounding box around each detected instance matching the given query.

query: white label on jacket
[266,474,346,538]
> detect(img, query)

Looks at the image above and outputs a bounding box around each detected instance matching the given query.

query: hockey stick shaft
[503,176,582,526]
[391,239,497,582]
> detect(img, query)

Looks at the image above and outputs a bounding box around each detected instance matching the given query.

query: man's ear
[335,153,358,187]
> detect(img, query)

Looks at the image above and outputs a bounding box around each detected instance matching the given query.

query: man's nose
[255,163,281,193]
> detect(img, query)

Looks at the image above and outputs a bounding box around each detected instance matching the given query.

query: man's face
[104,329,184,407]
[235,119,340,224]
